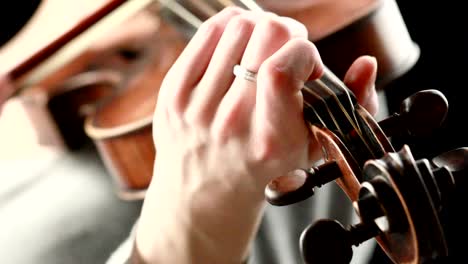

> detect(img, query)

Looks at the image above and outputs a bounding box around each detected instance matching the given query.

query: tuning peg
[300,219,381,264]
[300,179,390,264]
[432,147,468,175]
[265,161,341,206]
[378,89,448,137]
[431,147,468,193]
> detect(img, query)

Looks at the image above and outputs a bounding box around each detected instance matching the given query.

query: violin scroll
[264,84,465,263]
[299,145,468,264]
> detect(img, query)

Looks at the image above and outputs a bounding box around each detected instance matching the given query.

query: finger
[343,55,378,115]
[253,39,323,164]
[185,13,256,125]
[240,15,308,73]
[158,7,245,113]
[212,14,308,139]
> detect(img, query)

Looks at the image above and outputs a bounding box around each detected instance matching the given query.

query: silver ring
[233,64,257,83]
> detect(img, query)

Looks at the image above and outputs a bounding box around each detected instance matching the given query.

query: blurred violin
[84,16,189,200]
[1,0,160,149]
[2,0,155,91]
[22,7,164,150]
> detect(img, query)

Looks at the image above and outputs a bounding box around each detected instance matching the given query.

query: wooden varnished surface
[0,0,112,74]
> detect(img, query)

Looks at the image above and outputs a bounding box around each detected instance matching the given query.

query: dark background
[387,1,468,157]
[372,1,468,263]
[0,1,42,46]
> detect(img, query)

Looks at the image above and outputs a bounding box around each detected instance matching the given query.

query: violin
[4,1,467,262]
[84,15,189,200]
[266,81,467,263]
[1,0,160,150]
[23,7,162,150]
[152,1,467,263]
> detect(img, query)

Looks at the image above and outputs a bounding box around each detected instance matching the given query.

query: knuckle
[259,61,290,87]
[288,38,319,67]
[198,18,225,38]
[226,15,255,34]
[166,100,183,118]
[259,39,322,88]
[257,16,292,41]
[220,6,244,16]
[251,134,278,162]
[289,38,314,51]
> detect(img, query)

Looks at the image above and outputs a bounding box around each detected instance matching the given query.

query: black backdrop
[0,1,42,46]
[371,1,468,263]
[386,1,468,157]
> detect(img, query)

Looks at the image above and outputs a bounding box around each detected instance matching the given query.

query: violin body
[313,0,419,88]
[18,50,119,149]
[84,17,188,200]
[14,4,162,150]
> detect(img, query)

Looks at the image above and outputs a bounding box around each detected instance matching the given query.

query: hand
[135,7,378,264]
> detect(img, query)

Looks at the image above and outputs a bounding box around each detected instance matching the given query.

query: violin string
[186,0,219,16]
[215,0,235,8]
[157,0,203,29]
[237,0,264,11]
[302,84,345,138]
[308,71,376,158]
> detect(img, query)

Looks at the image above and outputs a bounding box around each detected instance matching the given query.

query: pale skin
[134,6,379,264]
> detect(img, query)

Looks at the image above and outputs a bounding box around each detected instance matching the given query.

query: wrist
[135,178,266,264]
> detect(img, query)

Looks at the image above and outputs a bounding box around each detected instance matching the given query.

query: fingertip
[344,55,377,85]
[362,86,379,116]
[259,39,324,94]
[308,54,324,81]
[343,55,378,114]
[277,16,308,38]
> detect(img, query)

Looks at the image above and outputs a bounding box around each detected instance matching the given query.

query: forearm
[129,242,250,264]
[132,177,266,264]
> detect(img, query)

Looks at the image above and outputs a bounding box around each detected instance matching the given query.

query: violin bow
[4,0,154,97]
